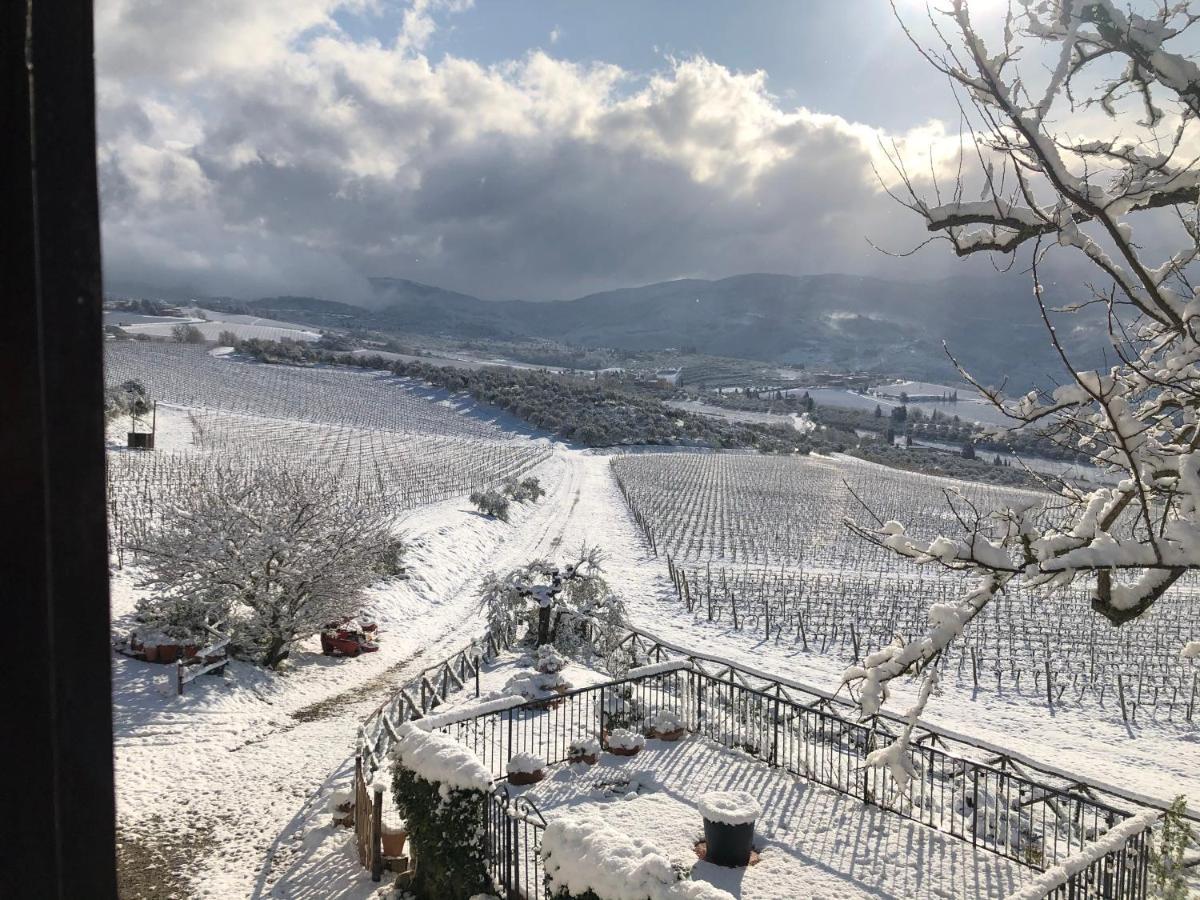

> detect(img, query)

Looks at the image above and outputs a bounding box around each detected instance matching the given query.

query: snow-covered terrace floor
[511,736,1035,900]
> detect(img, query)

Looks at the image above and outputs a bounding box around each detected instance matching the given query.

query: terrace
[356,628,1157,900]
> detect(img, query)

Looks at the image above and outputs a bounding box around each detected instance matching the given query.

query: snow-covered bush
[469,489,510,522]
[392,722,493,899]
[536,644,567,674]
[845,0,1200,781]
[503,670,570,701]
[598,684,645,733]
[480,548,626,654]
[133,466,401,668]
[541,813,733,900]
[1150,797,1195,900]
[506,752,546,776]
[605,728,645,752]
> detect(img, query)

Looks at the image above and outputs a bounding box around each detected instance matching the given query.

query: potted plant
[506,751,547,785]
[567,737,601,766]
[605,728,645,758]
[698,790,761,867]
[649,709,686,742]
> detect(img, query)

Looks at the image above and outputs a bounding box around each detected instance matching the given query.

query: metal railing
[434,665,1153,899]
[353,620,1159,897]
[485,789,546,900]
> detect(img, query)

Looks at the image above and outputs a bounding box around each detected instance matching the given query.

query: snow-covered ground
[517,738,1033,899]
[107,355,1197,898]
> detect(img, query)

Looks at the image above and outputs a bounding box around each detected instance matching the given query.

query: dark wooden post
[2,0,117,895]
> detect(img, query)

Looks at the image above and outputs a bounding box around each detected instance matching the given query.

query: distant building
[655,368,682,386]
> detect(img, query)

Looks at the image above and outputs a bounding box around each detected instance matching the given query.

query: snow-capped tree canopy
[134,465,404,667]
[847,0,1200,769]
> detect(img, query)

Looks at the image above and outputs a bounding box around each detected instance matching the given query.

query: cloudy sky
[95,0,1006,302]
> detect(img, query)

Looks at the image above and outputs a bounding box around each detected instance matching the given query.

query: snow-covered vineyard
[105,343,1198,899]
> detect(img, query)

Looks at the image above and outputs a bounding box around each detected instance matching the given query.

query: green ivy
[392,765,491,900]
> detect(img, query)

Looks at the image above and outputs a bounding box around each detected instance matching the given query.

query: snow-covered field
[105,347,1198,899]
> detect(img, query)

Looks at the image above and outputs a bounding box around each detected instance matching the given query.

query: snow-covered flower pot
[568,738,601,766]
[649,709,686,742]
[507,752,547,785]
[698,791,761,867]
[605,728,645,757]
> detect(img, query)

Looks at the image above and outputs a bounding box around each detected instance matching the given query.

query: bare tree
[846,0,1200,786]
[134,466,403,668]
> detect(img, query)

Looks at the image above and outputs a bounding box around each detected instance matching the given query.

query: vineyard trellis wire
[611,452,1200,722]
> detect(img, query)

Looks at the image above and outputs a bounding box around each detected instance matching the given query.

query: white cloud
[95,0,956,301]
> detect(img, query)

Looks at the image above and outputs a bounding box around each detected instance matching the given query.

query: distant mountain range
[235,272,1104,390]
[111,271,1104,389]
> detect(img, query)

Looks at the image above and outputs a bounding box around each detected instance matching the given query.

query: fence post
[176,658,184,697]
[370,788,384,881]
[507,707,515,766]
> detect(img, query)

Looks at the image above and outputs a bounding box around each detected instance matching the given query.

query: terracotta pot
[568,753,599,766]
[653,727,687,742]
[508,769,546,786]
[608,745,642,758]
[156,644,179,664]
[381,829,408,858]
[142,644,160,663]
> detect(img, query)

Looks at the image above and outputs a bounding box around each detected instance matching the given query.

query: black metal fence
[438,664,1155,900]
[485,789,546,900]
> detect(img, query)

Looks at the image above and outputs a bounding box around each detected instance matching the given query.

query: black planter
[702,817,755,867]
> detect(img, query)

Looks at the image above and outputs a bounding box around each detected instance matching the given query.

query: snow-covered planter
[541,813,734,900]
[391,722,493,899]
[697,791,761,868]
[605,728,645,757]
[506,751,547,786]
[567,738,601,766]
[648,709,686,742]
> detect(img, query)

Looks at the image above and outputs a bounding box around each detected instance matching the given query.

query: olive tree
[134,466,403,667]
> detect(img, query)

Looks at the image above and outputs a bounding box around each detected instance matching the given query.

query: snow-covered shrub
[1150,797,1195,900]
[536,644,567,674]
[541,813,733,900]
[598,684,644,733]
[605,728,644,752]
[134,466,401,668]
[503,671,569,701]
[392,722,493,899]
[469,489,510,522]
[506,752,546,776]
